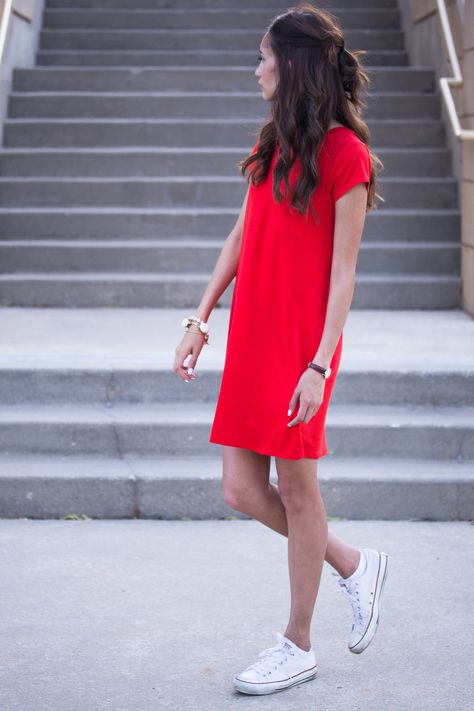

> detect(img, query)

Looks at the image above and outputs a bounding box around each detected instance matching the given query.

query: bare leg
[222,445,360,580]
[265,480,361,579]
[273,455,327,651]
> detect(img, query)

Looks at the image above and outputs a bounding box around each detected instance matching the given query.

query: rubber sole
[233,666,318,695]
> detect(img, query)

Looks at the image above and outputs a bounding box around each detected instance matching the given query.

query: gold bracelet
[185,325,209,344]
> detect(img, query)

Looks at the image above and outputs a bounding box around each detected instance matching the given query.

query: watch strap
[307,361,328,376]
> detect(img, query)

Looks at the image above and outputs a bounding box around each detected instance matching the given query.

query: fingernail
[287,408,292,416]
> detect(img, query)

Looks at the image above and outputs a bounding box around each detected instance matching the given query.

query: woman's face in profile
[255,32,278,101]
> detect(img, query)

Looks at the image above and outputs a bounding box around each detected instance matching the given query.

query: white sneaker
[233,632,318,695]
[336,548,389,654]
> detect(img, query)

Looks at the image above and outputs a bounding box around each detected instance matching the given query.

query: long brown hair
[240,2,383,218]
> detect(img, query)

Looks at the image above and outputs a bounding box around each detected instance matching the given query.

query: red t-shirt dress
[208,126,371,459]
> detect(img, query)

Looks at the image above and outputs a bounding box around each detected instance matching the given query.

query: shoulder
[248,130,370,181]
[322,127,369,161]
[321,128,371,177]
[322,128,371,202]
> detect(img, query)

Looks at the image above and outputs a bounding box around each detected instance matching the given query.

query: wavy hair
[240,2,383,218]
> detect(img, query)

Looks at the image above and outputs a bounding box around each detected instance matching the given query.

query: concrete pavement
[0,518,473,711]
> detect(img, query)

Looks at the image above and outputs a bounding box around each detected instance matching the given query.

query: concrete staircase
[0,0,472,521]
[0,307,473,520]
[0,0,461,308]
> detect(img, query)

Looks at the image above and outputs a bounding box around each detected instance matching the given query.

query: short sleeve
[331,142,371,202]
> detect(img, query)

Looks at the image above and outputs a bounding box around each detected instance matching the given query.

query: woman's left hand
[287,369,326,427]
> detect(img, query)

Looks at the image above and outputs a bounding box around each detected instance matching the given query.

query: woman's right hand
[173,329,207,382]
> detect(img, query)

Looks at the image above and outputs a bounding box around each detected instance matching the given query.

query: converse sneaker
[233,632,318,695]
[336,548,389,654]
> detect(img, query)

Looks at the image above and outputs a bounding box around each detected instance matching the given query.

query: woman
[173,3,389,696]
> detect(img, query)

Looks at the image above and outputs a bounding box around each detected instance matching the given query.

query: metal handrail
[0,0,13,68]
[436,0,474,140]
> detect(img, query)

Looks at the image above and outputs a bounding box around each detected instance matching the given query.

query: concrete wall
[461,2,474,317]
[398,0,474,317]
[0,0,45,144]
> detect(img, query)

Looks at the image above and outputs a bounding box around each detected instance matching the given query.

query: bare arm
[312,182,368,367]
[287,182,368,425]
[173,184,250,381]
[194,183,250,323]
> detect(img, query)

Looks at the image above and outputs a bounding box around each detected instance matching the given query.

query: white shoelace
[335,578,365,630]
[247,643,296,676]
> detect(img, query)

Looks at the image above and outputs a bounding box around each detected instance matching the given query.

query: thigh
[222,445,271,501]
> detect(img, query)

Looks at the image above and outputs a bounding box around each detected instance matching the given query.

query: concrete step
[0,147,452,178]
[0,272,461,308]
[0,208,460,241]
[45,0,400,9]
[1,365,471,406]
[36,49,409,67]
[0,240,460,276]
[42,9,401,31]
[356,242,459,273]
[0,402,471,458]
[12,67,435,93]
[39,28,406,51]
[8,91,440,120]
[0,307,469,364]
[3,119,446,149]
[0,176,457,210]
[0,454,471,520]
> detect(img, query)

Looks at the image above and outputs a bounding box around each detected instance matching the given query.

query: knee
[277,483,307,514]
[222,481,253,513]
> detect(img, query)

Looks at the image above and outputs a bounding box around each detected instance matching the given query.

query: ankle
[283,630,311,652]
[341,549,361,579]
